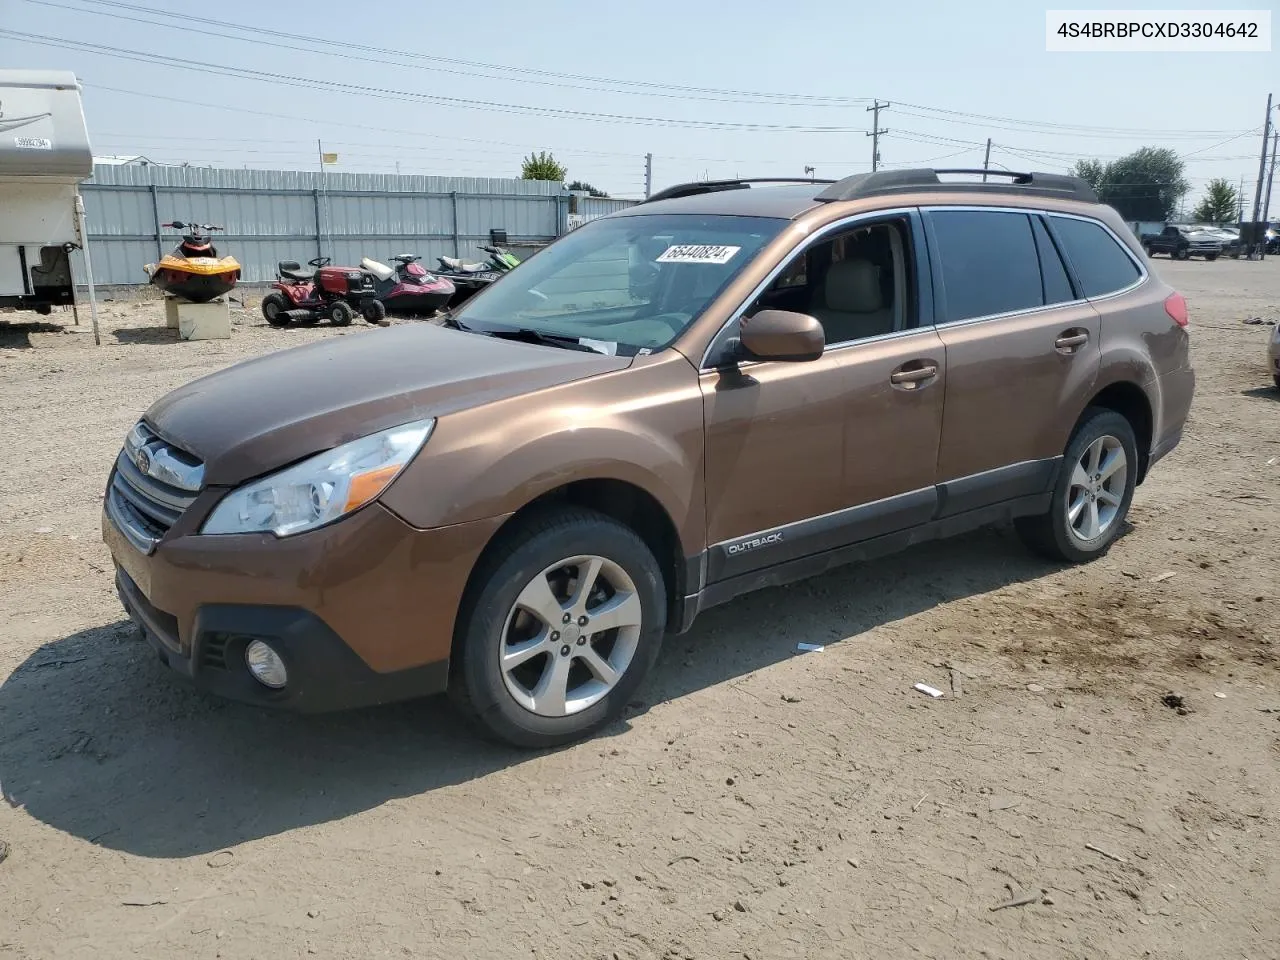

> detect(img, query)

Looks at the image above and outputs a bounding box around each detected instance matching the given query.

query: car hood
[143,323,631,486]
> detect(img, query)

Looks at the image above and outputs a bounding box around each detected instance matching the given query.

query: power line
[21,0,872,108]
[14,0,1260,144]
[3,30,868,133]
[893,101,1250,137]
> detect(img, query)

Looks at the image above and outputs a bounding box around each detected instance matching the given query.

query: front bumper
[103,501,509,712]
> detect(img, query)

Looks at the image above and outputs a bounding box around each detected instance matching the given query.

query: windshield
[451,213,787,356]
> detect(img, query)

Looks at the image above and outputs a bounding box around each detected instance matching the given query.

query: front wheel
[1173,247,1190,261]
[451,507,666,748]
[361,298,387,325]
[1015,408,1138,564]
[1204,253,1219,261]
[328,300,354,326]
[261,292,290,327]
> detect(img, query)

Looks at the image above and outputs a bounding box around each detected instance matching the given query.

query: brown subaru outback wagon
[103,169,1195,747]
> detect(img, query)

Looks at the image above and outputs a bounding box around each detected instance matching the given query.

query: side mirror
[738,310,825,362]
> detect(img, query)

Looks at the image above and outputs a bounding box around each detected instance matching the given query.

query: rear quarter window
[1050,216,1142,298]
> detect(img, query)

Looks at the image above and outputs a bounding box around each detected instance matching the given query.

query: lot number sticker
[656,244,741,265]
[14,137,53,150]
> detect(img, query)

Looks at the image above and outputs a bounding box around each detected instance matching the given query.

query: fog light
[245,639,288,689]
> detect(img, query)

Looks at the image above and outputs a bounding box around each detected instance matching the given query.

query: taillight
[1164,292,1188,328]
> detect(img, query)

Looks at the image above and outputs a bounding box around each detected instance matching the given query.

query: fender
[380,352,707,552]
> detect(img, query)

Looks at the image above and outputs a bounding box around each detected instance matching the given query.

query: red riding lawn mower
[260,257,388,328]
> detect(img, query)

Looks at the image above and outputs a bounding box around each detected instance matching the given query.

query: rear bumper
[1149,365,1196,472]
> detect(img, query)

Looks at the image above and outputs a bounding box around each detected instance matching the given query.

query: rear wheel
[361,298,388,325]
[1173,247,1190,261]
[1015,408,1138,564]
[328,300,354,326]
[450,507,666,748]
[261,292,290,327]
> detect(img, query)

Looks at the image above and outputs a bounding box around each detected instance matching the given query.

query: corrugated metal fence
[76,165,638,286]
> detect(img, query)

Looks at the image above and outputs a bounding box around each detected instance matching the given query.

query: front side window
[928,210,1043,323]
[747,217,914,345]
[452,213,786,356]
[1049,215,1142,299]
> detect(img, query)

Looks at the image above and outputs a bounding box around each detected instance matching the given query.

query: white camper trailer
[0,70,93,314]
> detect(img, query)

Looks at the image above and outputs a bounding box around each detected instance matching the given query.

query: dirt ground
[0,261,1277,960]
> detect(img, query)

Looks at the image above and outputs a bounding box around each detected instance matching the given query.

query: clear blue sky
[0,0,1274,207]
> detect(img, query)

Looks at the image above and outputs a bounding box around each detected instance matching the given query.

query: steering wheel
[308,257,331,267]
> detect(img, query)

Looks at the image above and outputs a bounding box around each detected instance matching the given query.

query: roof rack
[814,168,1099,204]
[642,177,837,205]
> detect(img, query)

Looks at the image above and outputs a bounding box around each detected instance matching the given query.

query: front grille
[106,422,204,553]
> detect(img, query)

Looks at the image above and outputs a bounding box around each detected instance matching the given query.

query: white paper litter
[796,642,825,653]
[914,683,944,698]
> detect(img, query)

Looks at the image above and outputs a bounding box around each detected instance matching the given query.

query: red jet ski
[360,254,455,315]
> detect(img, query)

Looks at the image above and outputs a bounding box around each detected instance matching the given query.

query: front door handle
[890,361,939,389]
[1055,330,1090,352]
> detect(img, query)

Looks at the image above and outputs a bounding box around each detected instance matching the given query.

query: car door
[923,207,1102,515]
[700,211,945,583]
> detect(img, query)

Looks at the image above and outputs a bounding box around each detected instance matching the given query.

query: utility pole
[644,152,653,199]
[1247,93,1272,258]
[982,138,992,181]
[1238,176,1246,222]
[866,100,890,172]
[1262,128,1278,233]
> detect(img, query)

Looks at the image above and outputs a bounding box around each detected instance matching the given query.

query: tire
[328,300,354,326]
[1273,375,1280,391]
[1173,247,1190,261]
[1015,408,1139,564]
[361,298,387,325]
[450,506,667,748]
[1204,253,1219,261]
[261,292,290,327]
[1143,244,1153,257]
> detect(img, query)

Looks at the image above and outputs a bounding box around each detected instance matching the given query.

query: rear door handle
[890,362,939,388]
[1055,331,1089,352]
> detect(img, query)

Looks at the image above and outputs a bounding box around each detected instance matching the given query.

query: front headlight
[201,418,435,537]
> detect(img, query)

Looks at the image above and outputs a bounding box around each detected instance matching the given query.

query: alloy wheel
[499,555,643,717]
[1066,435,1127,542]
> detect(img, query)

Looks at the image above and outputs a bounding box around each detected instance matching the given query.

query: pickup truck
[1141,225,1222,261]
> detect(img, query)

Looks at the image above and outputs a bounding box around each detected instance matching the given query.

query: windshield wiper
[443,316,607,354]
[482,327,605,354]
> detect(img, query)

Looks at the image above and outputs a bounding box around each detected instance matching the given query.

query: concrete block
[165,295,231,340]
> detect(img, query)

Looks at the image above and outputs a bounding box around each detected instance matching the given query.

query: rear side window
[928,210,1042,323]
[1049,216,1142,298]
[1031,216,1075,304]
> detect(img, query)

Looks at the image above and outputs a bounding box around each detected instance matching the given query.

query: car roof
[613,169,1100,222]
[611,183,823,220]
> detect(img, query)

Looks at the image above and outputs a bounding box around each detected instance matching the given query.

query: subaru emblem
[135,447,151,476]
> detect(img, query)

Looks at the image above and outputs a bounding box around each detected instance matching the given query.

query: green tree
[567,179,609,198]
[1069,158,1106,193]
[1191,178,1239,223]
[521,151,567,182]
[1070,147,1189,221]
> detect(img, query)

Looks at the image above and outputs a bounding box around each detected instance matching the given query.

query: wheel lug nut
[560,645,571,657]
[576,637,586,646]
[551,631,560,641]
[578,615,589,626]
[562,613,571,624]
